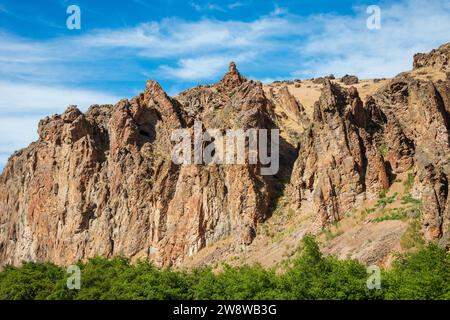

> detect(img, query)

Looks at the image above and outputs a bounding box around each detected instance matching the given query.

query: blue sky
[0,0,449,169]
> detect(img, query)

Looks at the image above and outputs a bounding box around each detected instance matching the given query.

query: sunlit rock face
[0,43,449,268]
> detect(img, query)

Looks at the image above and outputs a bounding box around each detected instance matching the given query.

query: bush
[191,265,282,300]
[0,238,448,300]
[375,191,397,208]
[0,262,64,300]
[383,245,450,299]
[281,236,372,300]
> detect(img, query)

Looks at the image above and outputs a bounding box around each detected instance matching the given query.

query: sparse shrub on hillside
[379,143,388,157]
[403,172,415,194]
[400,219,425,250]
[373,208,407,222]
[401,194,421,205]
[375,191,398,208]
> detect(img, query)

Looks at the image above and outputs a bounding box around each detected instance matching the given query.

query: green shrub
[0,237,448,300]
[0,262,64,300]
[400,219,425,250]
[383,245,450,299]
[401,194,421,205]
[375,191,398,208]
[373,208,407,222]
[403,172,414,193]
[379,144,388,157]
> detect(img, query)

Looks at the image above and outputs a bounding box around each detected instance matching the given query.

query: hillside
[0,42,449,269]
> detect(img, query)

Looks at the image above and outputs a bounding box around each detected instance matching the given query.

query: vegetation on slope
[0,236,448,300]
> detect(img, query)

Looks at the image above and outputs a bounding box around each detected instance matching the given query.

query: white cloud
[0,14,302,83]
[0,32,134,84]
[0,115,42,170]
[62,0,449,81]
[189,1,247,12]
[228,2,245,9]
[292,0,450,78]
[1,0,449,84]
[76,17,302,57]
[0,116,41,158]
[270,4,288,17]
[0,82,120,170]
[159,56,230,81]
[0,154,9,170]
[1,0,450,169]
[190,2,225,12]
[158,52,256,80]
[0,81,121,115]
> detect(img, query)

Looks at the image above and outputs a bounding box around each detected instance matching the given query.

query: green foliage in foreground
[0,237,448,300]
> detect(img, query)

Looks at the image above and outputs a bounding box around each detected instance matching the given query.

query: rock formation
[413,42,450,70]
[0,43,449,268]
[341,75,359,85]
[287,81,390,228]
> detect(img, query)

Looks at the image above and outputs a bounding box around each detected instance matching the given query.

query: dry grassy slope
[182,67,448,270]
[265,78,390,114]
[182,171,413,270]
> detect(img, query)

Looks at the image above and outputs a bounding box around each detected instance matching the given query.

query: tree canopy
[0,236,448,300]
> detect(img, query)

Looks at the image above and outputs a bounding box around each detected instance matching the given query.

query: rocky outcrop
[341,75,359,85]
[288,81,390,228]
[0,44,449,268]
[413,42,450,70]
[370,74,449,242]
[0,64,293,267]
[288,45,450,244]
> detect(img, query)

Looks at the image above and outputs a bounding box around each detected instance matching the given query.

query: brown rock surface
[413,42,450,70]
[1,44,449,268]
[322,220,408,265]
[341,74,359,85]
[0,64,293,267]
[287,80,390,229]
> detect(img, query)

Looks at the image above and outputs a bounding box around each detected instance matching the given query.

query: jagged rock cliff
[0,64,293,267]
[0,44,449,267]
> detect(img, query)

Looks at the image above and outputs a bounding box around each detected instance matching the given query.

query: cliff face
[0,44,449,267]
[288,74,450,238]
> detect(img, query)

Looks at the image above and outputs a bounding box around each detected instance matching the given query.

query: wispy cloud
[0,115,42,167]
[189,1,247,12]
[157,51,256,80]
[228,2,246,9]
[1,0,449,84]
[270,4,288,17]
[77,17,302,56]
[0,82,120,169]
[1,0,450,169]
[0,81,121,115]
[159,56,230,80]
[293,0,450,78]
[190,2,225,12]
[0,16,304,84]
[67,0,449,80]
